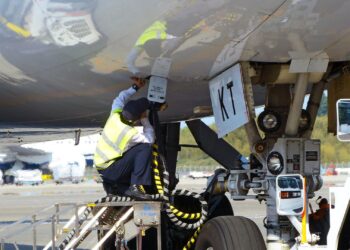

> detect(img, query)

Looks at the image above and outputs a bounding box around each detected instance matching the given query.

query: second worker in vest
[94,77,155,200]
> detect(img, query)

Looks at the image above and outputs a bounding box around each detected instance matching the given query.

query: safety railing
[0,202,87,250]
[0,201,162,250]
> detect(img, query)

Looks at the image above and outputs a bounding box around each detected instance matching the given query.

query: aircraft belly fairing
[0,0,350,143]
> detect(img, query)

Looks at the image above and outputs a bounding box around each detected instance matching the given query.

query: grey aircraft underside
[0,0,350,144]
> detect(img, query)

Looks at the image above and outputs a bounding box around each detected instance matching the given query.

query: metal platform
[0,200,163,250]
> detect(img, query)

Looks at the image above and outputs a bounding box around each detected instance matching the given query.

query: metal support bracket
[288,51,329,73]
[240,62,264,162]
[74,129,81,145]
[186,119,243,170]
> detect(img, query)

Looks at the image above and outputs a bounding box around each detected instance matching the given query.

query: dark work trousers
[98,143,153,195]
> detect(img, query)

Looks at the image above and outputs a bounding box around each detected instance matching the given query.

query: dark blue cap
[122,97,149,121]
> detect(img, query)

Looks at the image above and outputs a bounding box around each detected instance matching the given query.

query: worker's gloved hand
[158,102,168,111]
[131,77,146,89]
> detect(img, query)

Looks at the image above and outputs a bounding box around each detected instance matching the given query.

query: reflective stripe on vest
[135,21,167,47]
[93,113,137,169]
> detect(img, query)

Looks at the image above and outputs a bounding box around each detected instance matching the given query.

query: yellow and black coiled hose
[183,227,201,250]
[151,145,205,223]
[151,144,207,248]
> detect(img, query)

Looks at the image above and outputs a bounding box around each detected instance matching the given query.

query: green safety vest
[94,112,138,170]
[135,20,168,47]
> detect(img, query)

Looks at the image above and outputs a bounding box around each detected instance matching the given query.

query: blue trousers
[98,143,153,194]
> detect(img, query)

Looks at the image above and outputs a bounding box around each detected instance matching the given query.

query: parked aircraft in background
[22,135,98,183]
[0,135,97,184]
[1,146,51,184]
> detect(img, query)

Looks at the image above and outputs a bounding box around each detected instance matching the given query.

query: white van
[277,176,304,214]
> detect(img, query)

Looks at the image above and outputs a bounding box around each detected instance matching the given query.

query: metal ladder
[0,201,162,250]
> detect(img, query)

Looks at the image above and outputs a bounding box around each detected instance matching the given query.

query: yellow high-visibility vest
[94,112,137,170]
[135,21,167,47]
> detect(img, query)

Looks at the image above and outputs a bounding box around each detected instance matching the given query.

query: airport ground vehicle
[49,151,86,184]
[13,169,43,186]
[187,171,212,179]
[276,176,304,214]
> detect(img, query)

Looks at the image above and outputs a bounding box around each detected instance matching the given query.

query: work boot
[124,185,152,201]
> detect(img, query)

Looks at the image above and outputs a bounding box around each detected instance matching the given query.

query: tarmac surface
[0,175,348,249]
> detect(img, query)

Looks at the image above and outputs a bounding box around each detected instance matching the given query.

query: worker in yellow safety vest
[127,20,177,74]
[94,77,154,200]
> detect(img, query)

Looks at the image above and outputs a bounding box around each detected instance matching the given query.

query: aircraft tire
[195,216,266,250]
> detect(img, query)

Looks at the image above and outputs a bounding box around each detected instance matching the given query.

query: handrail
[0,202,89,250]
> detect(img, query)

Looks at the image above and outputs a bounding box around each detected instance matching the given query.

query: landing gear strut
[210,62,328,249]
